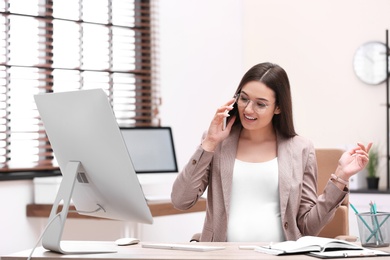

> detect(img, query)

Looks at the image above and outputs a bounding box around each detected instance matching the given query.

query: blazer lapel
[277,133,294,218]
[220,126,241,218]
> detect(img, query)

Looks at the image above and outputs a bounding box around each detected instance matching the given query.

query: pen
[343,251,376,257]
[238,245,258,250]
[370,201,384,244]
[349,202,359,214]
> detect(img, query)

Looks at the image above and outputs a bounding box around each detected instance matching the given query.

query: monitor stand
[41,161,117,254]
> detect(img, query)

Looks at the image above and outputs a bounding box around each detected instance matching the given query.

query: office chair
[315,148,354,240]
[190,148,353,242]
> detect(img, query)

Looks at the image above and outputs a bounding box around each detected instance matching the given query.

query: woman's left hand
[336,142,373,180]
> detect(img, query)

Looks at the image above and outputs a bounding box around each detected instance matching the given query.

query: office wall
[159,0,244,166]
[162,0,390,190]
[241,0,390,189]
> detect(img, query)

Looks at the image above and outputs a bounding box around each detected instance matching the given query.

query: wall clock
[353,41,389,85]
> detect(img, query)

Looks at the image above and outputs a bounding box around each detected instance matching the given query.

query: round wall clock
[353,41,389,85]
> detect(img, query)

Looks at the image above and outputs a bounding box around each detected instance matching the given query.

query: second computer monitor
[120,127,178,174]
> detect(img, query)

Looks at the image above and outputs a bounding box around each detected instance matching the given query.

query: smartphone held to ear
[222,95,238,130]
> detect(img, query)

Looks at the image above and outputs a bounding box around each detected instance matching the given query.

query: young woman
[171,62,371,242]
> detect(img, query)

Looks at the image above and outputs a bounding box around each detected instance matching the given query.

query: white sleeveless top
[227,158,284,242]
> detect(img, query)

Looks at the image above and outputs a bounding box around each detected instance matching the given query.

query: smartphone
[222,95,238,130]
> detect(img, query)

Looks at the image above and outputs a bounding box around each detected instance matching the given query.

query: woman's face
[237,81,280,131]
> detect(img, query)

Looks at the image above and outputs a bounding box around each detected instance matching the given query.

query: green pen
[370,201,383,243]
[349,203,374,233]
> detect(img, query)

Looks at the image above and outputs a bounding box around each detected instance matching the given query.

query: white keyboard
[142,243,225,252]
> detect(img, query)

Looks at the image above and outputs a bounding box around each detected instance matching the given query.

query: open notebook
[253,236,390,258]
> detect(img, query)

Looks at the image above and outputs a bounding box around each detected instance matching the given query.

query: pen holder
[356,212,390,247]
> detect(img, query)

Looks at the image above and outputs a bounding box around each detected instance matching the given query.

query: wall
[242,0,390,189]
[159,0,244,168]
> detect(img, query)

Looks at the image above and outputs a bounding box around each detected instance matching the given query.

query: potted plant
[366,146,380,189]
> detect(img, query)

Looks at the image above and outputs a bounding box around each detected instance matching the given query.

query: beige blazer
[171,125,348,242]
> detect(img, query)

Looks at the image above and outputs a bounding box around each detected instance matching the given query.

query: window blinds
[0,0,159,171]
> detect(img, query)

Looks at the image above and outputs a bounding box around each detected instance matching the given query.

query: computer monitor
[34,88,153,254]
[120,127,178,174]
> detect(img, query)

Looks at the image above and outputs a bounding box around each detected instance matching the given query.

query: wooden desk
[7,242,390,260]
[26,199,206,219]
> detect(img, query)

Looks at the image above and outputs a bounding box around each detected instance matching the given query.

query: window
[0,0,159,172]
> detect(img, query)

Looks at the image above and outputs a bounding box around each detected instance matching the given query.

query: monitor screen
[120,127,178,174]
[34,89,153,254]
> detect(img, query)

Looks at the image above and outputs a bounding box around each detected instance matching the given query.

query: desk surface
[3,242,390,260]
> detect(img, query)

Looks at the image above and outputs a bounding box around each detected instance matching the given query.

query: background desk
[6,242,390,260]
[26,199,207,218]
[24,199,207,248]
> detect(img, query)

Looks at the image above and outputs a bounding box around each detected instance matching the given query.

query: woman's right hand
[201,97,237,152]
